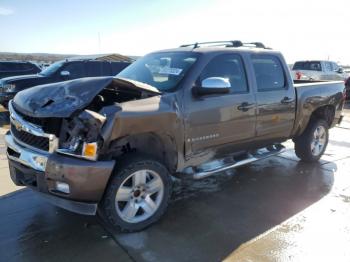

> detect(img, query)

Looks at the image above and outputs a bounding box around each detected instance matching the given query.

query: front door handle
[237,102,254,112]
[281,97,294,104]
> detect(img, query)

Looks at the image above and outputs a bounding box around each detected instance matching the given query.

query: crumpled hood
[13,76,160,118]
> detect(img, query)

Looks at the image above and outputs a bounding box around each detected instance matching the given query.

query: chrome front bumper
[5,131,48,172]
[5,101,116,215]
[5,133,115,215]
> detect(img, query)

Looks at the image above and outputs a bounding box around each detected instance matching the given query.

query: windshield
[40,61,65,76]
[293,61,322,71]
[117,52,199,91]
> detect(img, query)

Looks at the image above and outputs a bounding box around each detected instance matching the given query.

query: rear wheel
[100,154,172,232]
[294,119,329,162]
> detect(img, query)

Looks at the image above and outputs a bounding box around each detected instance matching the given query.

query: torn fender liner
[13,77,114,118]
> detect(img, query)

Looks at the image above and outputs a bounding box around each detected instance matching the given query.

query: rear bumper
[5,131,115,215]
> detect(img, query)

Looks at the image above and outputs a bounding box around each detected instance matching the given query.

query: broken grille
[11,124,50,151]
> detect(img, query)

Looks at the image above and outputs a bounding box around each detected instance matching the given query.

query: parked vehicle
[292,60,348,81]
[5,41,345,232]
[346,77,350,99]
[0,61,41,79]
[0,59,131,108]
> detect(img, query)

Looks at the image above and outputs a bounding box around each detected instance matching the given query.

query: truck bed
[292,80,345,136]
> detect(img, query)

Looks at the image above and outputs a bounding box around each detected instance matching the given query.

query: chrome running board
[193,144,285,179]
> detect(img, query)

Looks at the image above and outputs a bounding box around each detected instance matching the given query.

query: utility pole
[98,32,101,53]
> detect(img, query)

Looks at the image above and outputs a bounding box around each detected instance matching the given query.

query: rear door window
[324,62,332,72]
[331,62,339,72]
[86,61,104,77]
[102,62,112,75]
[252,55,286,91]
[111,62,130,75]
[24,63,36,71]
[2,63,20,72]
[18,63,32,71]
[199,54,248,93]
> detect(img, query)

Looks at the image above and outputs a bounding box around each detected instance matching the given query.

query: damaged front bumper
[5,132,115,215]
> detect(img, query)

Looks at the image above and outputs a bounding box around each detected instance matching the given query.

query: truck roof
[294,60,337,63]
[152,40,281,56]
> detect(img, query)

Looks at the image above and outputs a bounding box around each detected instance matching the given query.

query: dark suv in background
[346,77,350,99]
[0,59,131,108]
[0,61,41,79]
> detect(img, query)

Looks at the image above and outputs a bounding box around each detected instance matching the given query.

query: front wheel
[100,154,172,232]
[294,119,329,162]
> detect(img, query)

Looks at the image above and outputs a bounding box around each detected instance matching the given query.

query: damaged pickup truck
[5,41,346,232]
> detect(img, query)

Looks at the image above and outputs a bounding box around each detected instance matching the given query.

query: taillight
[296,72,302,80]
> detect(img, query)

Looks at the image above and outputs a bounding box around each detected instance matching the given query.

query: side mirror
[60,71,70,77]
[193,77,231,96]
[337,68,344,74]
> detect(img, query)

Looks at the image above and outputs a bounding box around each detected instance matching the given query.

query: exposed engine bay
[12,77,161,160]
[13,76,160,118]
[87,84,155,112]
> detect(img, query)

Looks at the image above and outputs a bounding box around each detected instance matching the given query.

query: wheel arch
[107,132,178,173]
[309,105,335,128]
[295,104,335,139]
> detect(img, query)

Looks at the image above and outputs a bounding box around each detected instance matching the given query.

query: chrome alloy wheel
[115,170,164,223]
[311,125,327,156]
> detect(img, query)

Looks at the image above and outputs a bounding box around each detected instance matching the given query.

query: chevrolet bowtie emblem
[11,117,22,132]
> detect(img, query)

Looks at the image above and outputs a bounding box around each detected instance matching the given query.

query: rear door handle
[281,97,294,104]
[237,102,254,112]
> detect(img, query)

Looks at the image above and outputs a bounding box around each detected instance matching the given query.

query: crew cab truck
[5,41,345,232]
[292,60,348,81]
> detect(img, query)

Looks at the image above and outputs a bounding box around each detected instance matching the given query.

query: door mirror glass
[194,77,231,96]
[60,70,70,77]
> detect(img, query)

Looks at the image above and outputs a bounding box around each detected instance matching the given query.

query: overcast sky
[0,0,349,65]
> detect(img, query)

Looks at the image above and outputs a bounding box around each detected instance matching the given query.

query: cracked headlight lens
[56,110,105,161]
[56,140,99,161]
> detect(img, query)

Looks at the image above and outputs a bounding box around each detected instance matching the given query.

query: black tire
[100,154,172,232]
[294,119,329,162]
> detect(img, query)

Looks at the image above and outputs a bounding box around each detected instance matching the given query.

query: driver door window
[199,54,248,94]
[63,63,86,79]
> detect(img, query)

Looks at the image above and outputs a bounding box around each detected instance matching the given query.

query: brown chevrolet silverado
[5,41,346,232]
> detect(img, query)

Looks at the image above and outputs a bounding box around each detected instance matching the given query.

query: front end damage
[6,77,162,215]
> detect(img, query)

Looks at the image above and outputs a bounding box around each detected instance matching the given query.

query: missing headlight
[57,109,106,160]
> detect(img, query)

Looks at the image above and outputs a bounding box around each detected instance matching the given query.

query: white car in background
[291,60,348,81]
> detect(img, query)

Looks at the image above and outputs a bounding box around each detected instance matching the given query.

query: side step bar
[193,144,285,179]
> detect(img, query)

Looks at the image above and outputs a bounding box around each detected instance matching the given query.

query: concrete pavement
[0,104,349,261]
